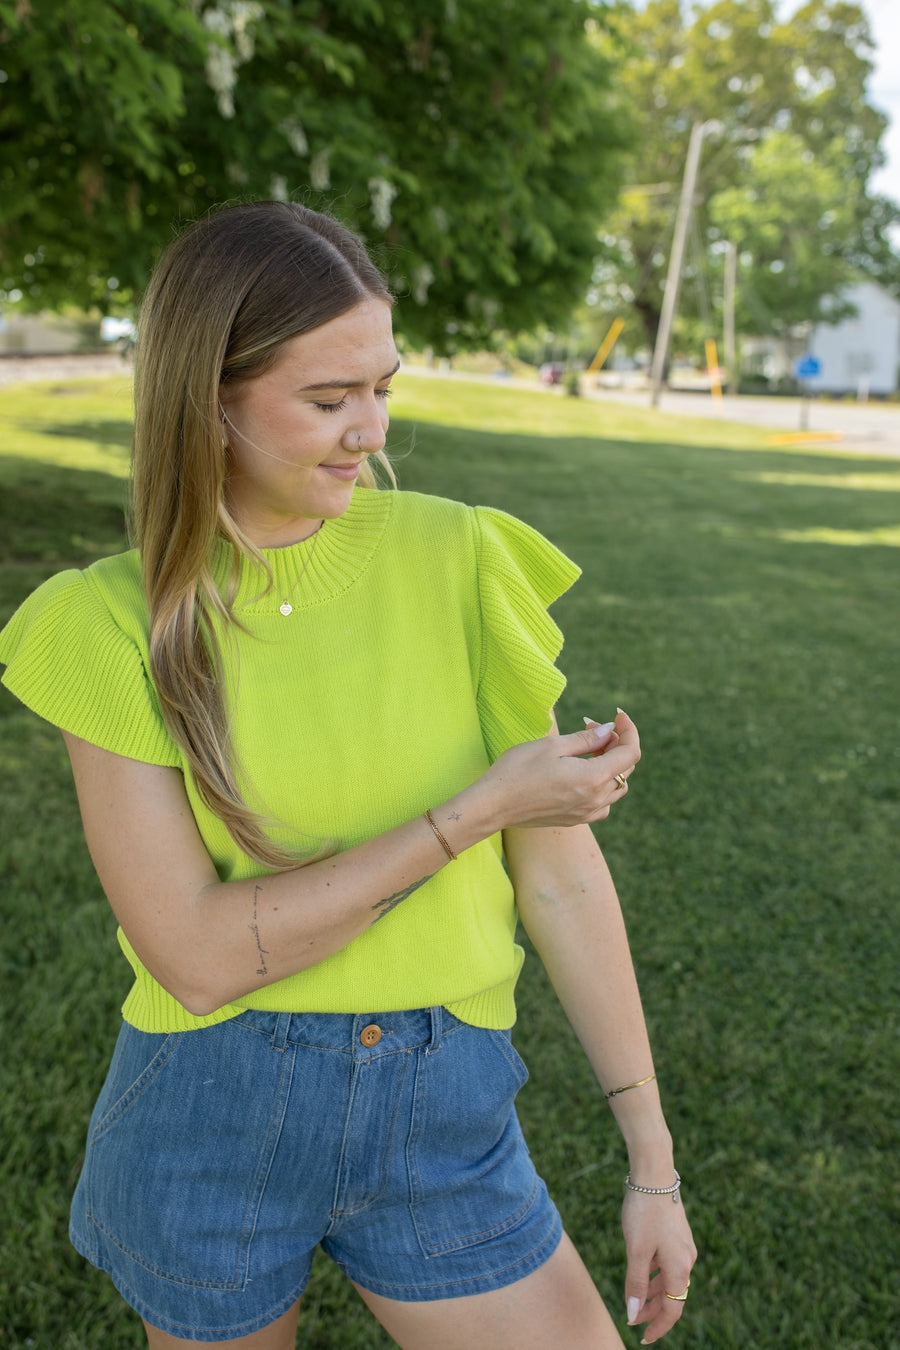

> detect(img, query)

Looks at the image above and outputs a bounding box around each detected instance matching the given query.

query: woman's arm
[504,733,697,1343]
[62,715,638,1018]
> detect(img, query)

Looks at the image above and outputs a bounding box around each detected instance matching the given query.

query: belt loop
[271,1012,291,1053]
[427,1005,443,1053]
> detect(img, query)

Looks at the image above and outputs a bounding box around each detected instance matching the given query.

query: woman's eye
[313,387,391,412]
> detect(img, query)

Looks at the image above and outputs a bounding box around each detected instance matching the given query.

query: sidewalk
[0,351,130,387]
[402,364,900,456]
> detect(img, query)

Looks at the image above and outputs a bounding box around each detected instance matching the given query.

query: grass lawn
[1,373,898,1349]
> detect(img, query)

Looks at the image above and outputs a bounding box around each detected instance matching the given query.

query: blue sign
[796,355,822,379]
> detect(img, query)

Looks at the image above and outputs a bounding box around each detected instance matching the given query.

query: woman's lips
[320,462,363,480]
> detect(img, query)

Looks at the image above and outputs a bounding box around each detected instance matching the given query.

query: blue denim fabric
[70,1007,562,1341]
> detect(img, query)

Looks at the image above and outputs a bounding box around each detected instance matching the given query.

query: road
[587,384,900,455]
[3,353,899,456]
[0,351,131,387]
[397,364,900,456]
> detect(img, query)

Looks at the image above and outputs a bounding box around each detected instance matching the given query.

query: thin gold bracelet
[605,1071,656,1101]
[424,809,457,861]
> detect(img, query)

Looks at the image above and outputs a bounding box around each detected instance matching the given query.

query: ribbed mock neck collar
[214,487,394,614]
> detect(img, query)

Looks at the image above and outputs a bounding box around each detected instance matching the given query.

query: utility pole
[650,120,717,408]
[723,241,737,395]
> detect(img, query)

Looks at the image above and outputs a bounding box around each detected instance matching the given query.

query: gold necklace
[278,528,321,616]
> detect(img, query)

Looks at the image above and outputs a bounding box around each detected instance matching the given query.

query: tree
[0,0,203,306]
[590,0,900,354]
[0,0,632,350]
[709,129,858,336]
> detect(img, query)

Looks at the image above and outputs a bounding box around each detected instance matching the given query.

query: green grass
[1,374,899,1349]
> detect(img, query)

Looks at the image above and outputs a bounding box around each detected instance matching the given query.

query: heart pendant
[279,602,293,616]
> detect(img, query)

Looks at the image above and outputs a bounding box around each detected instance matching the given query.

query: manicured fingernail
[616,706,626,715]
[585,717,616,737]
[627,1296,641,1325]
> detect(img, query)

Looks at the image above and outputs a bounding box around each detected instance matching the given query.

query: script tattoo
[249,884,270,976]
[371,876,430,924]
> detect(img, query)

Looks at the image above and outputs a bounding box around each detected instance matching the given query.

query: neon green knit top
[0,489,579,1033]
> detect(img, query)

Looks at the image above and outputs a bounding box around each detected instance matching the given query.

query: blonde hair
[131,201,393,867]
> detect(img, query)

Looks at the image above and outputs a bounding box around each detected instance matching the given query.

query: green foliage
[2,372,899,1346]
[0,0,203,308]
[710,129,858,335]
[591,0,900,350]
[0,0,631,349]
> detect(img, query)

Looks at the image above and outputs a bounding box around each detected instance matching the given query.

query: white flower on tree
[368,176,398,230]
[201,2,263,119]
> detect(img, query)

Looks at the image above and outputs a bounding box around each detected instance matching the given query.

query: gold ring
[614,773,627,791]
[664,1280,690,1302]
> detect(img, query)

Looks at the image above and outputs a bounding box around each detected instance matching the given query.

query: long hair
[131,201,393,868]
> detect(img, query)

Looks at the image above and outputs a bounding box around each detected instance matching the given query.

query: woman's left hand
[621,1190,698,1343]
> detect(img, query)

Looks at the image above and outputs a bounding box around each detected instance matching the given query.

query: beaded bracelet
[624,1170,682,1197]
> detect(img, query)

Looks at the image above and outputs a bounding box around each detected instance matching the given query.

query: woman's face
[220,296,398,548]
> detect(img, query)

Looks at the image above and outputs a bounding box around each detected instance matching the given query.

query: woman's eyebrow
[298,358,401,392]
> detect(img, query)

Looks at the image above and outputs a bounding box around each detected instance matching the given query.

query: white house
[806,279,900,397]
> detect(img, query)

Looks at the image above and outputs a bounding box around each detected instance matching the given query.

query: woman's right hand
[477,709,640,830]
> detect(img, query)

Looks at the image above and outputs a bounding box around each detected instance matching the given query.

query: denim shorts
[70,1007,563,1341]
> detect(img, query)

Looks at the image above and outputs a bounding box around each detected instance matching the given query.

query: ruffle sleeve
[0,569,180,766]
[474,506,581,760]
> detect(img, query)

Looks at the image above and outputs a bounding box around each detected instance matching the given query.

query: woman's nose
[346,397,388,454]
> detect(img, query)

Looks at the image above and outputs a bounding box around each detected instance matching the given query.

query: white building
[0,312,94,354]
[806,280,900,398]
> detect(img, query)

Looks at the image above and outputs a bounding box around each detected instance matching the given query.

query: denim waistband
[232,1006,459,1058]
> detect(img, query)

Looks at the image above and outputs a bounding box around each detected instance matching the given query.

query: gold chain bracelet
[605,1071,656,1101]
[424,809,457,861]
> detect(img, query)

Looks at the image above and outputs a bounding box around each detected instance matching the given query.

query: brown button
[360,1023,382,1047]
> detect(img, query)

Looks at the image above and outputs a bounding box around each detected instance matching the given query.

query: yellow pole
[705,338,723,400]
[588,317,625,374]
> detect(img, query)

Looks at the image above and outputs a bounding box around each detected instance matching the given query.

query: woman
[0,201,695,1348]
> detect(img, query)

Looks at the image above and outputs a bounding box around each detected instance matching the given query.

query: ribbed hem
[444,983,517,1030]
[119,977,519,1034]
[118,921,520,1036]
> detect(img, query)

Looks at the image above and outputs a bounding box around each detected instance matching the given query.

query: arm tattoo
[371,875,431,924]
[249,884,270,976]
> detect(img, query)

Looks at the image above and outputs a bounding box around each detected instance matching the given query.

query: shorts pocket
[76,1018,293,1291]
[88,1026,181,1141]
[409,1024,538,1258]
